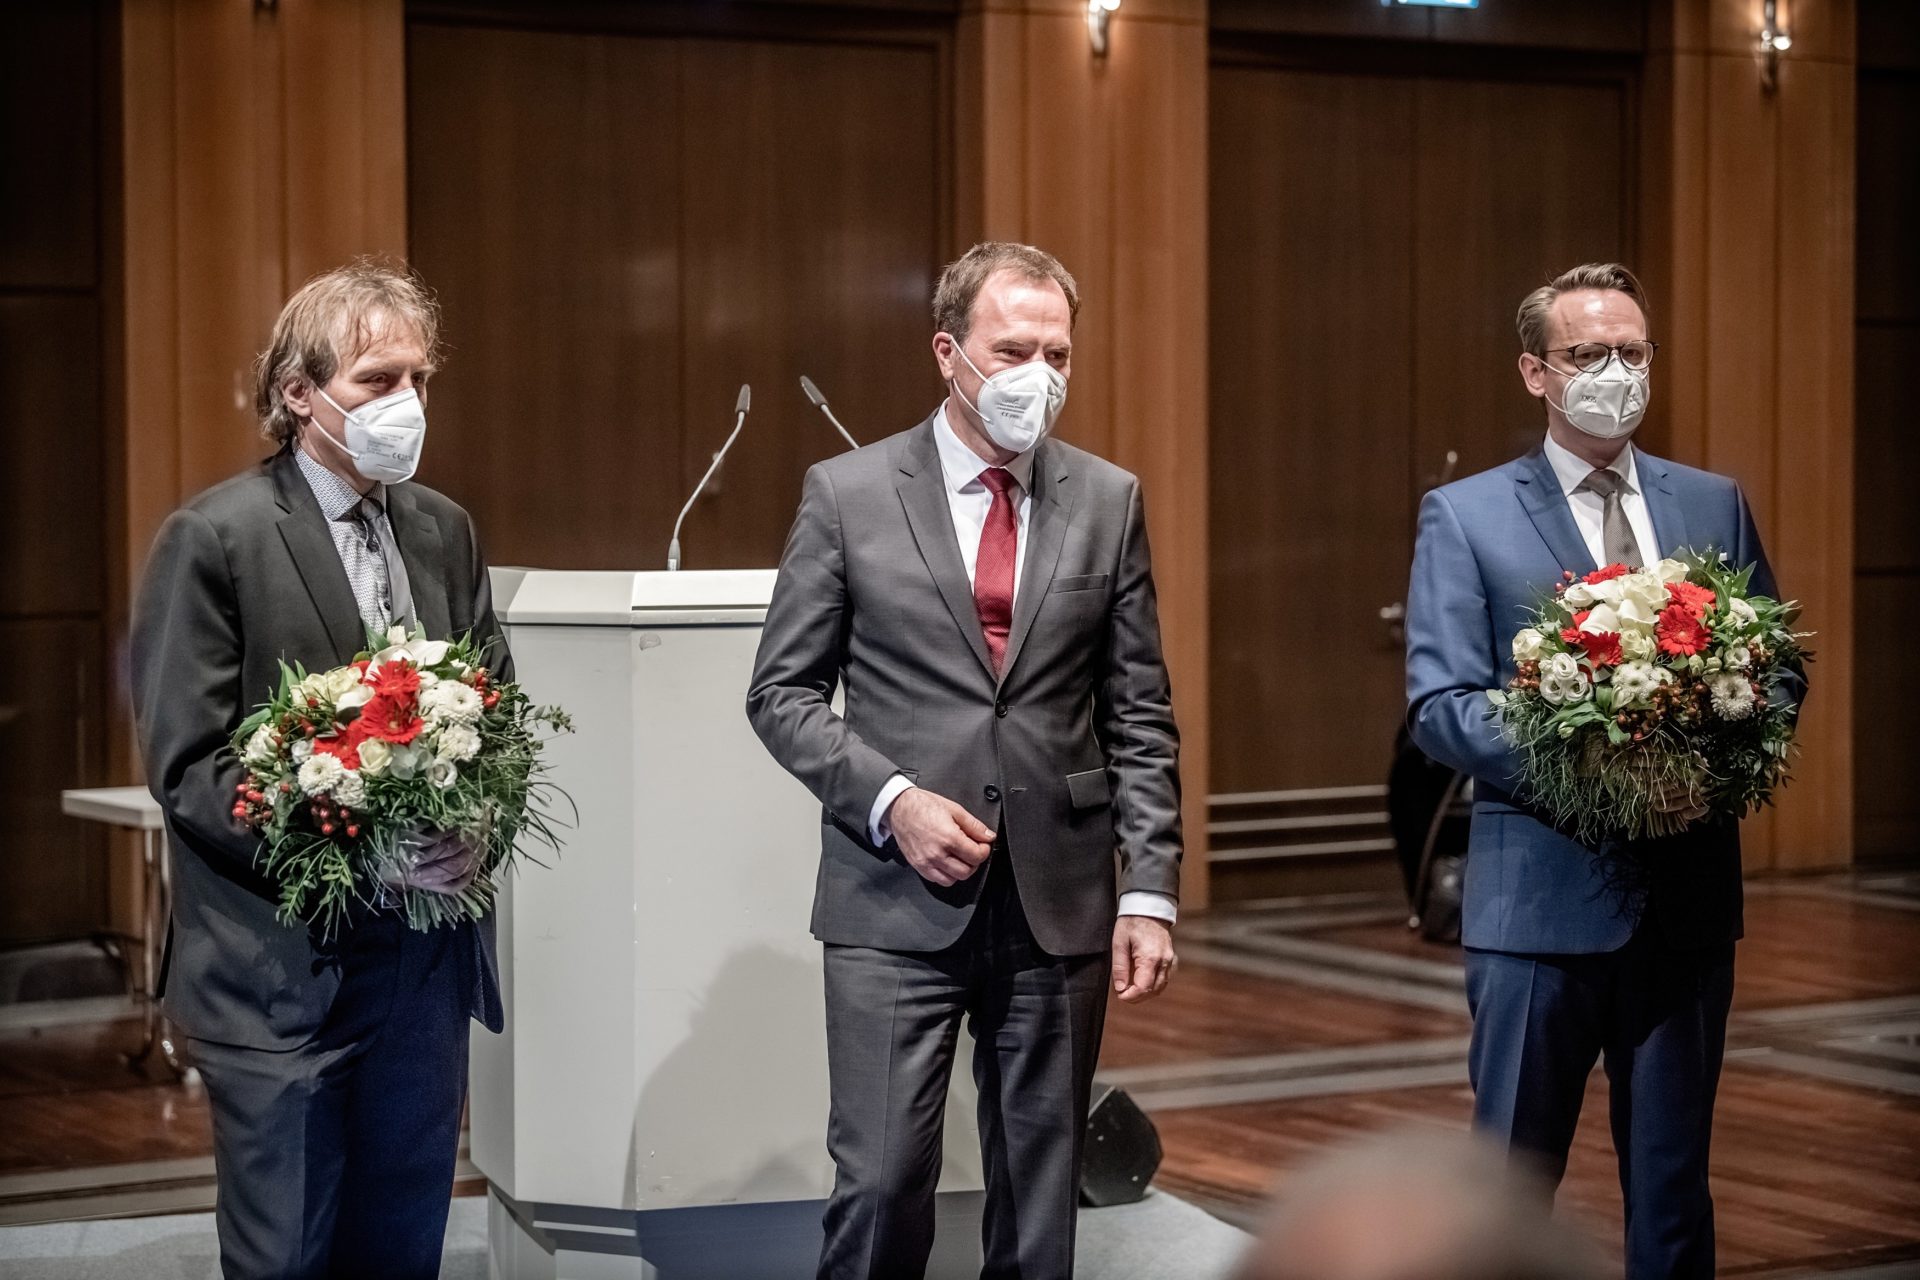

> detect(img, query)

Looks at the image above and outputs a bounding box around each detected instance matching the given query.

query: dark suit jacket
[131,449,509,1050]
[746,415,1183,957]
[1405,445,1809,955]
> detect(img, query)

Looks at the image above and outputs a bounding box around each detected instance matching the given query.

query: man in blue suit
[1405,263,1805,1278]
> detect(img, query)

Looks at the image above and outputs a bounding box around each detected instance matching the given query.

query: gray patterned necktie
[1577,468,1641,569]
[349,497,416,634]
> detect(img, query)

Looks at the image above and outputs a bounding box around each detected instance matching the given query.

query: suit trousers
[188,914,474,1280]
[1464,928,1736,1280]
[818,857,1110,1280]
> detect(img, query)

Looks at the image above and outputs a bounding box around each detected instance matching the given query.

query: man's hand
[885,787,994,887]
[1111,916,1176,1004]
[389,831,480,897]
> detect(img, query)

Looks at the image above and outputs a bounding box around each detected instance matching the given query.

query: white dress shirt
[867,402,1176,925]
[1541,432,1660,570]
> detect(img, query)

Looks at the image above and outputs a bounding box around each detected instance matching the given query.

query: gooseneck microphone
[799,375,860,451]
[667,384,751,571]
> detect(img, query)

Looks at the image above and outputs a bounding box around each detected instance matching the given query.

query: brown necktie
[974,468,1019,674]
[1577,468,1642,569]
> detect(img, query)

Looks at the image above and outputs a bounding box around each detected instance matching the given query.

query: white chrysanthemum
[428,760,458,790]
[1512,628,1550,663]
[1611,660,1672,709]
[297,753,345,797]
[242,724,279,768]
[291,738,314,764]
[435,724,481,763]
[420,681,483,725]
[1708,671,1756,720]
[1727,598,1758,629]
[1540,653,1592,706]
[332,769,366,807]
[358,739,393,777]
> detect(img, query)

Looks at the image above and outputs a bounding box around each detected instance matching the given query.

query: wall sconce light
[1088,0,1120,57]
[1758,0,1791,93]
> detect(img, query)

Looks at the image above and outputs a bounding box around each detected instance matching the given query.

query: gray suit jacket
[131,449,509,1050]
[746,415,1182,957]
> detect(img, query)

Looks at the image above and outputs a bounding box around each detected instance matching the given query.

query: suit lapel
[1514,447,1598,577]
[387,486,452,639]
[998,442,1074,686]
[271,453,369,662]
[896,422,997,679]
[1636,451,1695,560]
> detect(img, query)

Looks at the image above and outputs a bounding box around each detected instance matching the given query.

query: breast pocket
[1051,573,1109,595]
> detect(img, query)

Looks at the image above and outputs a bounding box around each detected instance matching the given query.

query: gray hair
[932,242,1080,345]
[1516,263,1648,358]
[253,259,442,447]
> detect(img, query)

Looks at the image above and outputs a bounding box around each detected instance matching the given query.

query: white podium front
[474,569,984,1279]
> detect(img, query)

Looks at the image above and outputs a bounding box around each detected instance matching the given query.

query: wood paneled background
[0,0,1888,946]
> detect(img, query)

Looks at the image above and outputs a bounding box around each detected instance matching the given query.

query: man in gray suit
[132,262,506,1279]
[748,242,1183,1280]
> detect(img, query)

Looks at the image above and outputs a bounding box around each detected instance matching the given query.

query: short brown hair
[1516,263,1649,358]
[932,242,1080,344]
[253,259,442,447]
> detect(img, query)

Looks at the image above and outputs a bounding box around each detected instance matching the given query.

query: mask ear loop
[943,334,995,431]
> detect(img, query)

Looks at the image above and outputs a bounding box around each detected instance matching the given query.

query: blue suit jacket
[1405,444,1804,955]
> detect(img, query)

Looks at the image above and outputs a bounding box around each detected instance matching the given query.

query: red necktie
[974,468,1019,675]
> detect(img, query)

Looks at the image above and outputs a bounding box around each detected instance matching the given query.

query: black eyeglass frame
[1537,340,1660,373]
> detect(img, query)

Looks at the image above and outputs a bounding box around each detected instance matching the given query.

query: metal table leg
[128,827,186,1079]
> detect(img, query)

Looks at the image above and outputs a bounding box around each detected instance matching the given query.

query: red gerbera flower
[1656,607,1712,657]
[370,661,422,703]
[357,693,425,744]
[1584,563,1633,584]
[1560,609,1591,646]
[1575,628,1624,667]
[313,719,367,770]
[1665,581,1717,619]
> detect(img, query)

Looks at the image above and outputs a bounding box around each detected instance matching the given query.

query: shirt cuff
[1117,890,1177,925]
[868,773,916,847]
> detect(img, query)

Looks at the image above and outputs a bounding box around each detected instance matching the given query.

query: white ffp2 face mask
[951,342,1067,454]
[1545,353,1650,441]
[315,386,428,484]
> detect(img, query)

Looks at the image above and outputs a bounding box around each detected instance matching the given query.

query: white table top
[61,786,165,831]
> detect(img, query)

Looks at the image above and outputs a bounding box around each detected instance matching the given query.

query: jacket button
[994,701,1008,718]
[984,784,1001,802]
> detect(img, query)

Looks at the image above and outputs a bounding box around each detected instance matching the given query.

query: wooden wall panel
[406,21,945,573]
[1207,67,1414,795]
[961,0,1212,907]
[1641,0,1857,871]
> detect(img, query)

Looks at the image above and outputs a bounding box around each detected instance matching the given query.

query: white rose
[1620,630,1656,661]
[1539,652,1591,706]
[1723,645,1752,671]
[291,738,314,764]
[435,723,481,763]
[242,724,279,768]
[296,753,345,797]
[1512,628,1550,663]
[428,759,458,790]
[333,769,366,807]
[1617,573,1667,620]
[1611,660,1673,709]
[1655,558,1692,585]
[358,738,393,777]
[420,681,483,725]
[1563,582,1599,610]
[1708,671,1756,720]
[1727,598,1758,629]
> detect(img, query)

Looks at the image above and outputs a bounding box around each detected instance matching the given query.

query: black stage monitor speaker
[1080,1085,1162,1207]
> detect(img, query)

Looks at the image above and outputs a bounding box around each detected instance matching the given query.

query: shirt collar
[1542,430,1639,500]
[294,445,384,521]
[934,401,1037,497]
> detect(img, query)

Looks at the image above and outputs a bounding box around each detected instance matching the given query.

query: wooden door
[1208,50,1632,894]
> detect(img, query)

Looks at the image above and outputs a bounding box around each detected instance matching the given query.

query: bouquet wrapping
[229,626,572,937]
[1488,550,1807,845]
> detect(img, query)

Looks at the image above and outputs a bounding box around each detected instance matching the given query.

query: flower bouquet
[229,626,572,937]
[1487,551,1808,845]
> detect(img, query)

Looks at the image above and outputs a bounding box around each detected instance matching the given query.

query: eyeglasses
[1541,341,1659,373]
